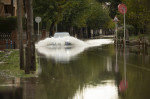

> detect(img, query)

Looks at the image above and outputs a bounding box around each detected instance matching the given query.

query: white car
[54,32,70,38]
[36,32,87,48]
[51,32,72,46]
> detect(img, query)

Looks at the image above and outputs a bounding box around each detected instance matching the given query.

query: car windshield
[54,32,70,38]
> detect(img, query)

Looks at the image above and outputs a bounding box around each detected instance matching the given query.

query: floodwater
[0,38,150,99]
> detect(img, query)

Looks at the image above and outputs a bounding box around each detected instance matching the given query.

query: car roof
[54,32,69,34]
[54,32,70,38]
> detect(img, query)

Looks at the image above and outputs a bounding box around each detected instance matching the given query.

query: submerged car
[54,32,70,38]
[50,32,72,46]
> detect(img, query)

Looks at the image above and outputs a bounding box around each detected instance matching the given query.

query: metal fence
[0,32,15,50]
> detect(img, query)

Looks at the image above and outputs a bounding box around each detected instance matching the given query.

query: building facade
[0,0,17,17]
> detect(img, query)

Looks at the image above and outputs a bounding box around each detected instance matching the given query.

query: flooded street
[0,43,150,99]
[0,0,149,98]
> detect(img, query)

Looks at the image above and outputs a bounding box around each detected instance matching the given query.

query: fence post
[14,42,16,49]
[6,40,8,49]
[10,40,12,49]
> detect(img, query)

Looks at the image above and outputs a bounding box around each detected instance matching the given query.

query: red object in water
[118,4,127,15]
[119,80,128,92]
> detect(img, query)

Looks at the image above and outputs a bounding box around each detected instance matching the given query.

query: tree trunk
[23,0,26,13]
[29,0,35,71]
[69,26,73,36]
[80,28,83,38]
[49,21,55,37]
[30,41,36,71]
[25,0,35,73]
[17,0,24,70]
[87,27,91,38]
[25,46,30,74]
[85,27,88,38]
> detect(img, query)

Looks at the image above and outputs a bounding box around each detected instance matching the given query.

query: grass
[0,49,37,79]
[129,34,150,42]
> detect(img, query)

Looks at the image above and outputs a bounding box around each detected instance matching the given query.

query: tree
[109,0,121,18]
[64,0,91,28]
[33,0,98,35]
[87,1,111,29]
[33,0,112,38]
[97,0,121,18]
[17,0,24,70]
[25,0,36,74]
[59,0,92,36]
[121,0,150,35]
[33,0,69,36]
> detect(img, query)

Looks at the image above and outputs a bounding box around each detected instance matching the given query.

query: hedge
[0,17,17,32]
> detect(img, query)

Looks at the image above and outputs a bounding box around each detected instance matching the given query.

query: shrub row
[0,17,17,32]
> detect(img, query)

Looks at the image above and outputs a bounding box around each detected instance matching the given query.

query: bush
[0,17,17,32]
[117,28,124,38]
[117,24,135,38]
[126,24,135,36]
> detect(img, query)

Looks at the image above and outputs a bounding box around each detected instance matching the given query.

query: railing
[0,32,11,40]
[0,32,16,50]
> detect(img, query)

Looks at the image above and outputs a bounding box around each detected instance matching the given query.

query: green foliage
[126,24,135,36]
[61,0,92,27]
[0,17,17,32]
[106,19,115,29]
[61,0,112,29]
[33,0,68,24]
[109,0,121,18]
[87,1,111,29]
[121,0,150,34]
[33,0,112,30]
[129,34,150,41]
[118,28,124,38]
[97,0,121,18]
[117,24,135,38]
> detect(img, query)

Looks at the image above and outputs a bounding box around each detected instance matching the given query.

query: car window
[54,32,70,38]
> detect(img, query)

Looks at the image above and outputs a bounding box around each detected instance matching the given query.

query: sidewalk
[91,35,115,39]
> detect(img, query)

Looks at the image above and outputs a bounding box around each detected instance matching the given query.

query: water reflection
[114,44,128,93]
[73,80,118,99]
[0,78,23,99]
[1,45,150,99]
[0,87,23,99]
[36,38,113,63]
[36,45,121,99]
[36,46,86,62]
